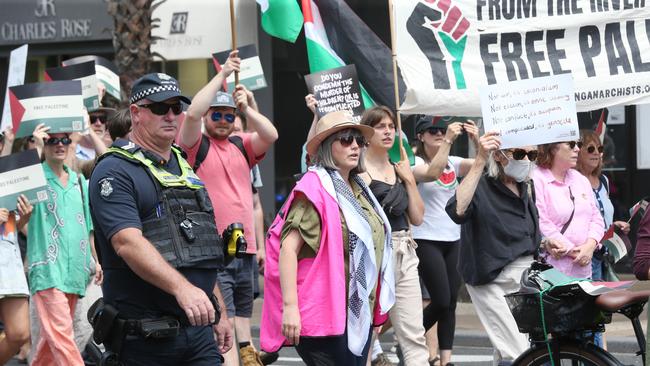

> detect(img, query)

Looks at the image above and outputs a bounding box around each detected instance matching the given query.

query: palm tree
[108,0,166,105]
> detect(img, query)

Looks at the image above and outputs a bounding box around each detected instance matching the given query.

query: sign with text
[9,80,85,138]
[45,61,100,111]
[0,150,48,209]
[1,44,28,132]
[213,44,267,92]
[63,55,121,101]
[304,64,365,122]
[480,74,579,149]
[393,1,650,116]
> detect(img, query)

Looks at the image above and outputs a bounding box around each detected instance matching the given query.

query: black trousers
[295,328,372,366]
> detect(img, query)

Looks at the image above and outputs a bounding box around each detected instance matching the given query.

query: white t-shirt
[411,155,463,242]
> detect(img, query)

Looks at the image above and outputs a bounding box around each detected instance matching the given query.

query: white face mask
[501,151,532,182]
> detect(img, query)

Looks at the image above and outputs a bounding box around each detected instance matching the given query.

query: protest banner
[213,44,267,91]
[393,1,650,116]
[480,74,579,148]
[9,80,84,138]
[1,44,28,132]
[304,64,365,122]
[45,61,100,111]
[63,55,121,100]
[0,149,48,208]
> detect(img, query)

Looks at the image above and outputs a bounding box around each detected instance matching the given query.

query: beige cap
[305,110,374,156]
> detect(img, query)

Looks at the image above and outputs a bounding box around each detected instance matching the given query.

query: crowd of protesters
[0,47,647,366]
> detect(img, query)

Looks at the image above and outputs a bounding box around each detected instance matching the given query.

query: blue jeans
[120,325,222,365]
[589,257,604,348]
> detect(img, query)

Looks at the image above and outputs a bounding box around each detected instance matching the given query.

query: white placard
[480,74,579,149]
[1,44,28,132]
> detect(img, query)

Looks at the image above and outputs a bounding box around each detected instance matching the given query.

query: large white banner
[394,0,650,116]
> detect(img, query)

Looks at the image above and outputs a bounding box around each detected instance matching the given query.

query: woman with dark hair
[360,106,428,365]
[411,116,477,366]
[532,141,604,279]
[261,110,395,366]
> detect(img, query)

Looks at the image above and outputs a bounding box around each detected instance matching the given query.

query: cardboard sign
[480,74,579,149]
[9,80,85,138]
[46,61,100,111]
[305,64,365,122]
[1,44,28,132]
[63,55,121,101]
[0,150,48,209]
[213,44,267,92]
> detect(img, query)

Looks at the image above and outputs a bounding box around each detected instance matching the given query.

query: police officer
[89,71,235,365]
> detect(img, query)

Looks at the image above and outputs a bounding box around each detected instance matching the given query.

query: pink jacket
[260,171,347,352]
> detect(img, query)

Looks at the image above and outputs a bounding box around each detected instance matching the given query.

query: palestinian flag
[63,55,121,101]
[9,80,85,138]
[0,149,48,208]
[629,198,649,221]
[601,225,632,263]
[45,61,100,111]
[256,0,303,43]
[595,109,607,144]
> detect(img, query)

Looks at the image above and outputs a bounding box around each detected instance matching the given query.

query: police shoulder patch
[99,177,114,199]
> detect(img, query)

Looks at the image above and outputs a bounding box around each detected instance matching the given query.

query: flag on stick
[256,0,303,43]
[629,198,649,221]
[601,225,632,263]
[595,109,607,144]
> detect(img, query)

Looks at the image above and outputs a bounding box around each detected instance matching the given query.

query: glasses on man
[90,113,107,124]
[585,144,604,154]
[335,134,368,148]
[566,141,583,149]
[211,111,236,123]
[425,127,446,135]
[137,102,183,116]
[506,149,538,161]
[44,136,72,146]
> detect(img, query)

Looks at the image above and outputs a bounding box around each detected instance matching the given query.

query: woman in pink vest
[261,110,395,365]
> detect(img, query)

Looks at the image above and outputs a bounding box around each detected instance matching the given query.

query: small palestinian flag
[63,55,121,101]
[629,198,649,221]
[595,109,607,144]
[8,80,85,138]
[601,225,631,263]
[0,149,48,208]
[45,61,100,111]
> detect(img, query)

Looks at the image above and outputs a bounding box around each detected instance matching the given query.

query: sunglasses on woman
[425,127,446,135]
[335,134,368,148]
[565,141,583,149]
[90,113,107,124]
[211,111,236,123]
[137,102,183,116]
[507,149,538,161]
[44,137,72,146]
[585,144,604,154]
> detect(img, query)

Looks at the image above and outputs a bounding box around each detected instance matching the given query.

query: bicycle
[507,285,650,366]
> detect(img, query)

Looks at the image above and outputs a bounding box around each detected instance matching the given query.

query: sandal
[429,356,441,366]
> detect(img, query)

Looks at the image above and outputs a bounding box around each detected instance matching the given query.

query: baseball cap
[415,115,446,134]
[129,73,191,105]
[209,92,237,109]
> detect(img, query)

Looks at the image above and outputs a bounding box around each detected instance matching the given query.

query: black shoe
[259,351,279,365]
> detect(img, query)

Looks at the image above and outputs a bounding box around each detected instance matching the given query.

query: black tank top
[369,180,409,232]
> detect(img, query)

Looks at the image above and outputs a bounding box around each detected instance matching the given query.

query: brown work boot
[240,345,264,366]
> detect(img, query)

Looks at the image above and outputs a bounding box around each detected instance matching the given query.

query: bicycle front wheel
[513,342,622,366]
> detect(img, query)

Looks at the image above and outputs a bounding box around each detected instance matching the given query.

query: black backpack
[193,134,250,171]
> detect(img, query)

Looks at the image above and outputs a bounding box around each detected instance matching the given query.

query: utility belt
[87,297,221,365]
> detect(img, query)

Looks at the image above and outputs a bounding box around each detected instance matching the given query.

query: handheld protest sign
[45,61,100,111]
[0,150,48,209]
[480,74,579,149]
[1,44,28,133]
[304,64,365,122]
[9,80,85,138]
[213,44,267,92]
[63,55,121,101]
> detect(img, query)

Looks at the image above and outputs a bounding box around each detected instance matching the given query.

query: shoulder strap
[560,187,575,234]
[599,174,609,195]
[228,135,251,168]
[193,135,211,171]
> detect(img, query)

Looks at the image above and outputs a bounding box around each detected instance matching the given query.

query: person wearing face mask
[445,132,557,365]
[531,141,605,280]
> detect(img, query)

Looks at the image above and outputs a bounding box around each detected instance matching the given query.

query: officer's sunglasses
[138,102,183,116]
[506,148,538,162]
[565,141,583,149]
[585,144,604,154]
[335,133,368,148]
[44,136,72,146]
[211,111,236,123]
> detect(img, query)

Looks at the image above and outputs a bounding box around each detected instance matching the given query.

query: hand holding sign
[304,65,365,122]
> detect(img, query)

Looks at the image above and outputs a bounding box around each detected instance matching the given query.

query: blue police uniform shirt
[89,145,217,323]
